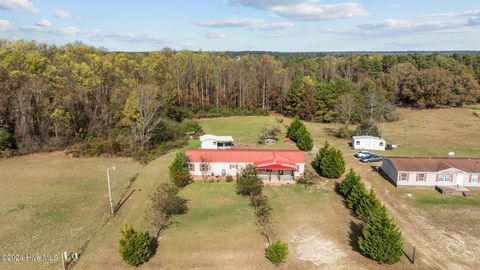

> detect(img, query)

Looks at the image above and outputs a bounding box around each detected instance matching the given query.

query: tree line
[1,40,480,156]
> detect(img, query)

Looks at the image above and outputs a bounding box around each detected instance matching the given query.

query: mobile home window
[356,141,360,145]
[438,174,450,182]
[379,142,384,147]
[417,173,426,182]
[201,164,209,172]
[400,173,408,181]
[472,174,479,183]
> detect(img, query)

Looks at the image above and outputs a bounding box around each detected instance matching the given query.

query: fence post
[412,246,416,264]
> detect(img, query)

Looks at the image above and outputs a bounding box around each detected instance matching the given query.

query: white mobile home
[185,149,305,184]
[352,136,386,151]
[381,157,480,188]
[199,134,234,149]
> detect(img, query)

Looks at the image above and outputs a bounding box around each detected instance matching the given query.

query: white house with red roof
[185,149,305,183]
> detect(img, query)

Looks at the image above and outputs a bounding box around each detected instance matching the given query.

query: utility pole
[107,166,116,215]
[403,119,407,146]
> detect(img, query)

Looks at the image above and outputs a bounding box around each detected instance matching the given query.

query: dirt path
[347,155,477,270]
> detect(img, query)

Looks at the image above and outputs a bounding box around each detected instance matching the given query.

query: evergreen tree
[358,210,403,264]
[265,240,289,265]
[346,179,367,210]
[355,188,384,222]
[286,117,303,142]
[169,152,192,188]
[284,72,304,117]
[313,142,346,178]
[297,128,313,151]
[338,168,361,196]
[119,224,152,266]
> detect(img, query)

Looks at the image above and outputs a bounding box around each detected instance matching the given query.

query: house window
[471,174,479,183]
[201,164,209,172]
[438,174,450,182]
[400,173,408,181]
[417,173,426,182]
[356,141,360,145]
[188,163,195,171]
[379,142,384,147]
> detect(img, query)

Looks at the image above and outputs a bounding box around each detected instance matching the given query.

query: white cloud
[322,10,480,37]
[62,26,80,34]
[35,18,51,28]
[201,30,225,39]
[0,0,38,14]
[196,17,293,31]
[88,29,170,43]
[53,9,72,20]
[196,17,263,28]
[228,0,368,21]
[0,19,12,31]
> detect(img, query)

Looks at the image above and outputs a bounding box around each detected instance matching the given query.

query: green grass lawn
[398,188,480,209]
[0,152,140,270]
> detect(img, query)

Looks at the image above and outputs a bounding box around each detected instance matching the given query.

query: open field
[0,152,140,270]
[3,106,479,269]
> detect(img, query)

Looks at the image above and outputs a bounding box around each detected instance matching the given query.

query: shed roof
[199,134,234,142]
[385,157,480,173]
[352,136,385,141]
[186,149,305,165]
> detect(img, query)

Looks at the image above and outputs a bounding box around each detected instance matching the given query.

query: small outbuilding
[200,134,234,149]
[352,136,386,151]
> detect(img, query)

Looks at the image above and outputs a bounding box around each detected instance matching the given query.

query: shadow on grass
[150,237,158,258]
[349,221,364,253]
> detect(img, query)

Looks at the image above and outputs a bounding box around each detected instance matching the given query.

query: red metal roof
[185,149,305,165]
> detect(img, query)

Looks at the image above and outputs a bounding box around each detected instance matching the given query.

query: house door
[456,173,465,186]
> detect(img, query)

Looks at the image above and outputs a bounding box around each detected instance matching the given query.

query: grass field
[0,152,140,270]
[3,105,479,269]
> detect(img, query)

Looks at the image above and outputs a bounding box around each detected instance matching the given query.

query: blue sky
[1,0,479,51]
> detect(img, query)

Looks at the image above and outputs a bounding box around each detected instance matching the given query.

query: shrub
[335,127,354,138]
[297,129,313,151]
[338,169,361,196]
[225,175,234,182]
[265,240,289,265]
[119,224,152,266]
[297,167,319,188]
[236,165,263,198]
[179,119,202,134]
[358,211,403,264]
[258,124,281,144]
[313,142,346,178]
[286,117,304,142]
[169,152,192,188]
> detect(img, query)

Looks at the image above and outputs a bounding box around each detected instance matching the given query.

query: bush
[313,142,346,178]
[265,240,289,265]
[119,224,152,267]
[297,129,313,151]
[258,124,281,144]
[346,179,367,210]
[225,175,234,182]
[335,127,354,138]
[236,165,263,198]
[169,152,192,188]
[358,211,403,264]
[179,120,203,134]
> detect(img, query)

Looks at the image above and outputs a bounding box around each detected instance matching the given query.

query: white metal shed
[352,136,386,151]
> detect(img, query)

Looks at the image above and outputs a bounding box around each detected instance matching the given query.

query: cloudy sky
[1,0,480,51]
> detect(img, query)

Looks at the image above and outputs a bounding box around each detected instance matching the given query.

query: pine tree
[119,224,152,266]
[286,117,303,142]
[313,142,346,178]
[355,188,384,222]
[358,210,403,264]
[297,128,313,151]
[338,168,361,196]
[284,72,305,117]
[346,179,367,210]
[169,152,192,188]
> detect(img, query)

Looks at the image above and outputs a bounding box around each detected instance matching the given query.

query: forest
[0,40,479,159]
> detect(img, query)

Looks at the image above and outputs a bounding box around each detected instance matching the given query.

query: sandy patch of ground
[289,224,347,267]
